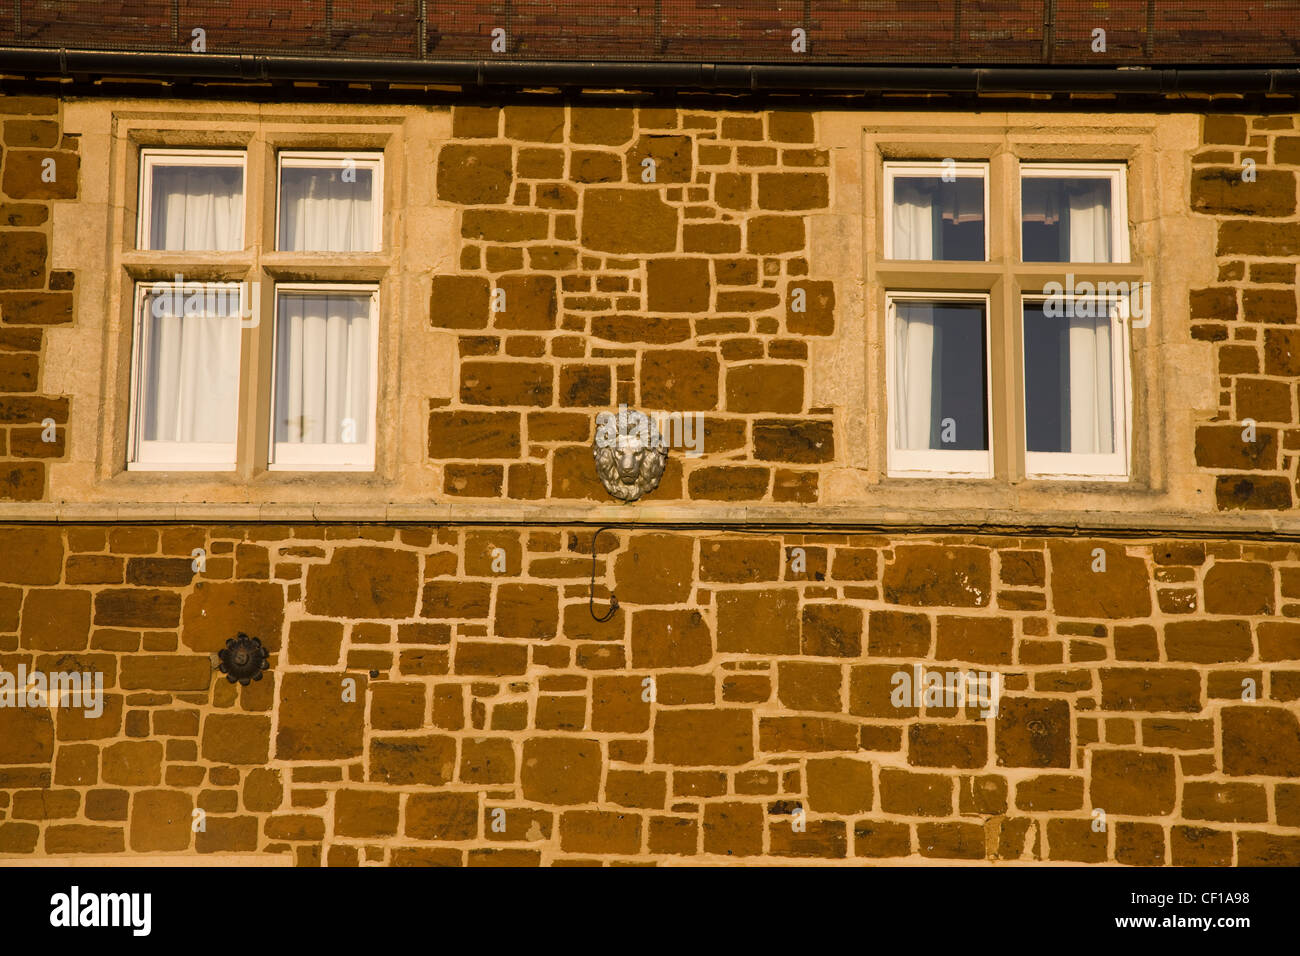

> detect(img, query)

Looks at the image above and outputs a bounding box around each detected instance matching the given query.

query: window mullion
[239,127,268,477]
[992,150,1020,482]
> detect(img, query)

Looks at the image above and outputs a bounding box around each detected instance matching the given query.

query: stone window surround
[102,108,405,487]
[861,120,1159,496]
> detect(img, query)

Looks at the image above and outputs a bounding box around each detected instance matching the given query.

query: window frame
[274,150,384,254]
[136,148,248,252]
[1020,292,1133,481]
[885,290,995,479]
[882,160,990,262]
[1018,162,1131,264]
[126,279,244,471]
[267,282,381,472]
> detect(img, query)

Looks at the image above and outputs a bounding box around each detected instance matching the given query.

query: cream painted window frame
[1020,293,1133,481]
[885,291,995,479]
[1018,162,1130,264]
[267,283,381,472]
[275,151,384,254]
[104,108,405,492]
[136,149,247,251]
[882,160,990,262]
[127,280,244,471]
[872,140,1148,486]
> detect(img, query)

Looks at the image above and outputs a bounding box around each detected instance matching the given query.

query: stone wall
[2,91,1299,865]
[9,96,1297,522]
[1191,114,1300,510]
[0,95,75,502]
[428,103,1300,512]
[429,105,834,504]
[1,523,1298,865]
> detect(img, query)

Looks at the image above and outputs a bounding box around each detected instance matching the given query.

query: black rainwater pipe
[2,47,1299,96]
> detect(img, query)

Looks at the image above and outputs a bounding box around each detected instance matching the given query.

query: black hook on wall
[589,526,619,622]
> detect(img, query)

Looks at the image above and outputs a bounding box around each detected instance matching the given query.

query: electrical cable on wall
[589,526,619,622]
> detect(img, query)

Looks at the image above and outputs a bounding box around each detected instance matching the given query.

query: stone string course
[0,524,1298,866]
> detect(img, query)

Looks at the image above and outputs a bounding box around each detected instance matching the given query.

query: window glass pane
[138,286,241,443]
[890,175,984,260]
[893,301,988,451]
[147,163,244,251]
[1023,300,1115,454]
[278,164,377,252]
[1021,176,1113,262]
[275,292,373,446]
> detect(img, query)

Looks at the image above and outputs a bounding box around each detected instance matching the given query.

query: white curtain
[276,293,371,445]
[150,165,243,251]
[143,291,240,443]
[895,304,938,449]
[892,180,935,259]
[1067,311,1114,454]
[1064,181,1115,452]
[1067,180,1112,262]
[279,167,375,252]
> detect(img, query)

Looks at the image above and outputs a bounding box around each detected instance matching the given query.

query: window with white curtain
[1020,164,1128,263]
[269,286,378,470]
[1022,296,1130,478]
[886,294,992,478]
[138,150,245,251]
[277,152,382,253]
[129,282,243,469]
[128,141,386,474]
[884,161,987,261]
[877,151,1137,482]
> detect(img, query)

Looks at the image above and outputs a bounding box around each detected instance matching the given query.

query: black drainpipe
[1,47,1299,95]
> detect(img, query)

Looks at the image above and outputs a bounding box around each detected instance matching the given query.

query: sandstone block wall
[1,91,1299,864]
[1191,114,1300,510]
[5,96,1298,519]
[0,95,76,502]
[429,104,834,504]
[427,103,1300,512]
[0,524,1298,865]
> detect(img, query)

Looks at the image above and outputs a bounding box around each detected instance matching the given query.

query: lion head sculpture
[592,407,669,502]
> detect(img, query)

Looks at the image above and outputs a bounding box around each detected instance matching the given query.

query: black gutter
[2,47,1300,95]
